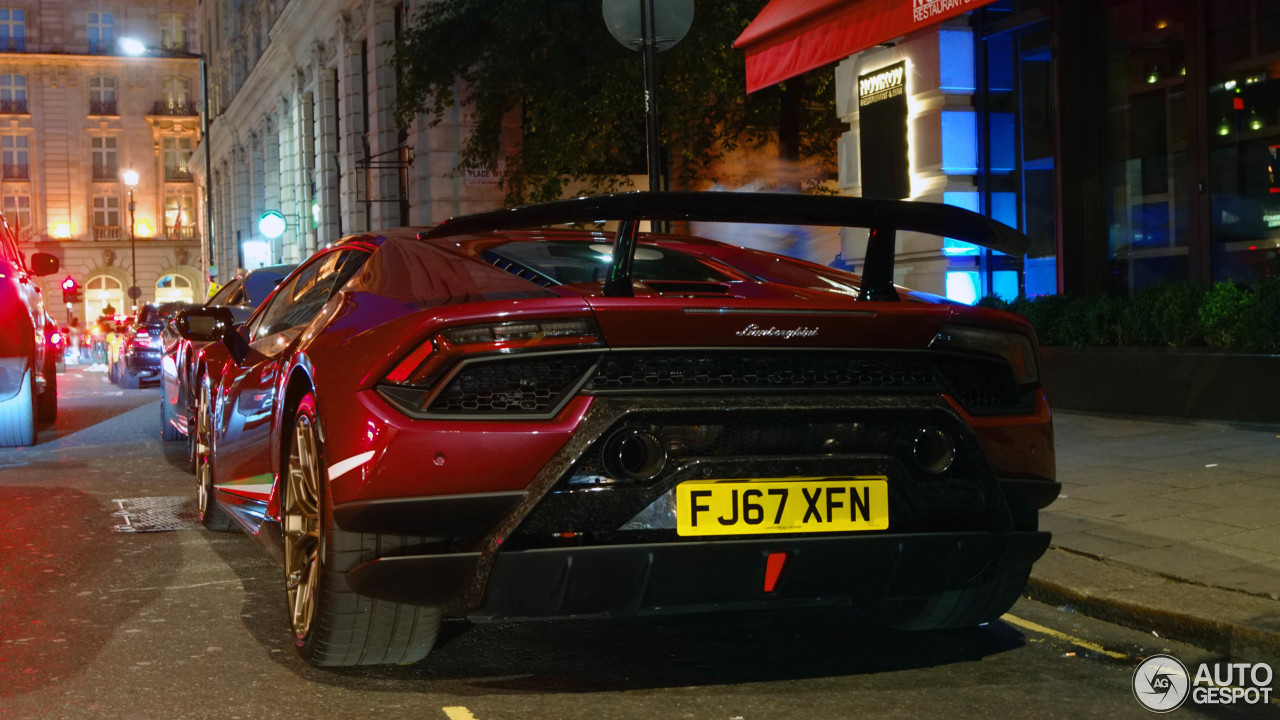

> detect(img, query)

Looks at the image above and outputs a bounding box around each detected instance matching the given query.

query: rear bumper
[346,529,1050,620]
[125,351,162,377]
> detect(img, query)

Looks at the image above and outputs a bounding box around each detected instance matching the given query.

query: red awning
[735,0,997,93]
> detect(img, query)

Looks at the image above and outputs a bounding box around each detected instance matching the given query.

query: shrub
[981,278,1276,352]
[1199,282,1251,349]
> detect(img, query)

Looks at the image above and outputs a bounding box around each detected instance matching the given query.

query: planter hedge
[978,278,1280,353]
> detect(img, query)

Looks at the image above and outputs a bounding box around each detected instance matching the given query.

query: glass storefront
[1103,0,1190,293]
[1206,1,1280,283]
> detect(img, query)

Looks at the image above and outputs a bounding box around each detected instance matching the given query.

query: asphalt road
[0,369,1275,720]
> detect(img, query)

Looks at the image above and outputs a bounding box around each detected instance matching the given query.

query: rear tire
[0,366,35,447]
[877,566,1030,631]
[194,379,235,532]
[284,391,441,667]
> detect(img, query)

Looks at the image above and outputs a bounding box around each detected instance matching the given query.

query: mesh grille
[585,352,940,392]
[427,355,597,414]
[932,355,1019,409]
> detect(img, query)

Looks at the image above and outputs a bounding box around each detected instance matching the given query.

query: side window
[247,249,369,340]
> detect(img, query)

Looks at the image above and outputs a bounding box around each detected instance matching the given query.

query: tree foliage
[395,0,843,204]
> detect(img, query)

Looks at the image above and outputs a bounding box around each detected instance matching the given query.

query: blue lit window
[939,31,975,93]
[945,271,980,305]
[941,110,978,174]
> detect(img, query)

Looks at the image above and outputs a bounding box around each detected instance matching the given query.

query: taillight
[931,323,1037,386]
[385,317,602,388]
[378,317,604,418]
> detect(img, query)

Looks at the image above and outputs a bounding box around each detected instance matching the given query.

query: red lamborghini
[176,192,1057,667]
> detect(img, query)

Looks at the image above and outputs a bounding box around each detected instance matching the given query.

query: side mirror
[174,307,236,343]
[30,252,59,277]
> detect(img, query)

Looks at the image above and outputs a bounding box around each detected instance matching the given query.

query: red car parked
[176,192,1057,667]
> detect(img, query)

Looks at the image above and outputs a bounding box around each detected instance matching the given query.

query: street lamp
[122,169,140,311]
[119,36,214,288]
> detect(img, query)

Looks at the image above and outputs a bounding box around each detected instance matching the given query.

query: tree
[395,0,843,204]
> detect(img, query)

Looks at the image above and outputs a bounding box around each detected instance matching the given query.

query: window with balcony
[92,195,121,241]
[164,193,195,239]
[163,137,193,182]
[156,77,195,115]
[2,134,27,179]
[0,73,25,114]
[3,194,31,232]
[91,136,118,181]
[160,13,188,52]
[0,9,25,52]
[89,75,117,116]
[88,12,114,54]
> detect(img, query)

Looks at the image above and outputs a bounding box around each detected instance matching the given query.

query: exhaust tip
[601,427,667,483]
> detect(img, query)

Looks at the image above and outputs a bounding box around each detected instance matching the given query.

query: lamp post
[120,37,214,288]
[122,169,139,312]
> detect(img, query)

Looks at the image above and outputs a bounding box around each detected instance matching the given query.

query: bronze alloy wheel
[284,397,323,645]
[195,379,234,531]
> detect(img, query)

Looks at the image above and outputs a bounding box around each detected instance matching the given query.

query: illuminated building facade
[8,1,204,322]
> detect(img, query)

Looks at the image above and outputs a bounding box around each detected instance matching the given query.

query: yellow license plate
[675,476,889,537]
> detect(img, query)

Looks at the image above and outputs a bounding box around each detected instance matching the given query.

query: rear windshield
[485,241,732,285]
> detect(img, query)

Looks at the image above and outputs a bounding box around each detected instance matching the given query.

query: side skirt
[214,476,285,566]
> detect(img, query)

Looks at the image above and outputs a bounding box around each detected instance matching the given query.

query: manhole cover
[112,496,202,533]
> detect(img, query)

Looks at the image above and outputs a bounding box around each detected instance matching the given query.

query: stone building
[8,1,204,323]
[195,0,507,284]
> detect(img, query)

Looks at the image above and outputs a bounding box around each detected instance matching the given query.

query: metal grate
[111,496,202,533]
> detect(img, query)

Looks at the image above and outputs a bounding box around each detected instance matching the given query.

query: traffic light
[61,276,81,304]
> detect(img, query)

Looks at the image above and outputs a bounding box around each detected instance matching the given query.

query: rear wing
[419,191,1029,301]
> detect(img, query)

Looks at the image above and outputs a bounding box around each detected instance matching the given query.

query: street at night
[0,369,1274,719]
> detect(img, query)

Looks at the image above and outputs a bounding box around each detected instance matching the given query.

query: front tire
[38,354,57,422]
[284,392,441,667]
[194,378,235,532]
[160,381,183,441]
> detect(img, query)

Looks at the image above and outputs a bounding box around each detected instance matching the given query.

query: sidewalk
[1028,411,1280,664]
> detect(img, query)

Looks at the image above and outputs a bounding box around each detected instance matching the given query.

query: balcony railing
[151,100,197,116]
[160,38,190,54]
[166,225,197,240]
[93,225,123,241]
[88,40,113,55]
[91,165,119,182]
[89,99,117,116]
[0,98,27,114]
[3,163,29,180]
[165,167,193,183]
[0,37,26,53]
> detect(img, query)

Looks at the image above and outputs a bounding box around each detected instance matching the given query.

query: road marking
[1000,613,1128,660]
[443,708,479,720]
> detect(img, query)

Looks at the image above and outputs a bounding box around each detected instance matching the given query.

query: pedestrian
[68,316,82,364]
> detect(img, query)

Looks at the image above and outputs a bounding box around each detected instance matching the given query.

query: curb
[1027,548,1280,666]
